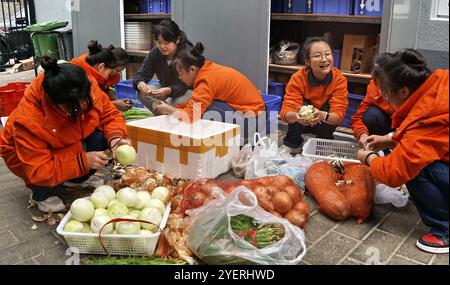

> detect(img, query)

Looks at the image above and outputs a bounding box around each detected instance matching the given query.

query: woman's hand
[309,108,326,127]
[137,82,152,95]
[86,151,109,169]
[150,87,171,99]
[110,138,131,154]
[113,99,132,111]
[358,133,369,149]
[366,135,396,152]
[154,102,177,115]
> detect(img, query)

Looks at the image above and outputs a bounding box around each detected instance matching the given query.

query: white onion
[64,220,84,232]
[134,191,152,210]
[94,208,108,217]
[139,208,162,231]
[90,192,109,209]
[116,145,136,165]
[90,215,113,234]
[81,223,91,233]
[140,229,154,235]
[107,199,119,208]
[94,185,116,201]
[129,210,141,219]
[117,187,138,207]
[116,216,141,235]
[107,202,128,219]
[144,199,166,215]
[151,187,170,203]
[70,198,95,222]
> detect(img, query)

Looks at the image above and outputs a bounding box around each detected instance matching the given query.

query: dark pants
[363,106,392,136]
[203,101,268,142]
[31,131,108,201]
[283,102,337,148]
[406,161,449,238]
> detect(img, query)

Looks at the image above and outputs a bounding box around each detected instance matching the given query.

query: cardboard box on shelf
[341,34,377,74]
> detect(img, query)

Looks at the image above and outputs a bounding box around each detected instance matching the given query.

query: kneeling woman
[0,56,129,213]
[351,80,395,148]
[358,49,449,254]
[280,37,348,154]
[154,42,266,139]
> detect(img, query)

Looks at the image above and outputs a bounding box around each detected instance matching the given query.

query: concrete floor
[0,70,448,265]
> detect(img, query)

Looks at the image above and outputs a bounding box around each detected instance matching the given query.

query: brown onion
[284,210,307,228]
[292,201,310,217]
[272,192,293,214]
[284,186,301,203]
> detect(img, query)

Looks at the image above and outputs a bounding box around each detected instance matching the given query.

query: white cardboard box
[126,116,240,180]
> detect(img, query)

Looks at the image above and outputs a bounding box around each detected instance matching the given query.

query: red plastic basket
[0,82,30,117]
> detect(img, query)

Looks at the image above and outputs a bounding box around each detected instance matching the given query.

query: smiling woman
[279,36,349,154]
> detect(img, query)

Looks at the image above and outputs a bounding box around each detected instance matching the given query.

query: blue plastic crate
[354,0,383,16]
[115,79,159,109]
[342,93,365,128]
[313,0,353,15]
[333,49,341,68]
[268,82,285,97]
[263,94,283,113]
[138,0,154,13]
[166,0,171,13]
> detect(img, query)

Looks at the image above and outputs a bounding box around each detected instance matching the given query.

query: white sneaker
[279,145,303,155]
[30,194,66,213]
[63,175,104,188]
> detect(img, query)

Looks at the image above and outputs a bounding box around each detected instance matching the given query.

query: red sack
[305,162,375,223]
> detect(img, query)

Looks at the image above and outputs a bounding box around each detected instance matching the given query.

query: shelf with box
[268,0,384,131]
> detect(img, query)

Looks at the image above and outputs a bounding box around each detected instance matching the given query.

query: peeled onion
[117,187,138,207]
[134,191,152,210]
[93,185,116,201]
[139,208,162,231]
[151,187,170,203]
[64,220,84,233]
[70,198,95,222]
[107,202,129,219]
[116,216,141,235]
[90,191,109,209]
[115,145,136,165]
[90,215,113,234]
[144,199,166,215]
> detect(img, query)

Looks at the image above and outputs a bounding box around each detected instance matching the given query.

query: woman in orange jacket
[154,42,266,139]
[72,41,132,111]
[280,37,348,154]
[0,56,128,213]
[351,80,395,147]
[358,49,449,254]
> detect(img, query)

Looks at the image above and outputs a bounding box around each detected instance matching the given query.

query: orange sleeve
[351,81,377,139]
[13,125,90,187]
[280,71,305,122]
[105,74,121,90]
[328,75,348,121]
[370,128,447,187]
[178,79,215,122]
[95,84,128,144]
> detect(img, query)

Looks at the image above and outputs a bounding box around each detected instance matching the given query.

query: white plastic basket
[302,138,361,163]
[56,203,171,256]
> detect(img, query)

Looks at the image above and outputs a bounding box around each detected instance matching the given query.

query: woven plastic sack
[271,41,300,65]
[185,187,307,265]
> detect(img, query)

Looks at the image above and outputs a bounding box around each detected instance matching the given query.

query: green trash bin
[27,21,69,58]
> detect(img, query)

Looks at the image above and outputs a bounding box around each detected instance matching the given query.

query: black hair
[302,36,333,65]
[154,19,189,50]
[176,42,206,71]
[372,49,431,96]
[41,55,93,122]
[111,47,130,67]
[85,40,118,69]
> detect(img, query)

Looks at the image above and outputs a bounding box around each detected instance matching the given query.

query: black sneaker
[416,233,449,254]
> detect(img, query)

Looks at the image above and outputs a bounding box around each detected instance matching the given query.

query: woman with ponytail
[357,49,449,254]
[133,19,193,114]
[72,40,132,111]
[154,42,265,139]
[0,55,128,213]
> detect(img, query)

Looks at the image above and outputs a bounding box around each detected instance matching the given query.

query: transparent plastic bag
[374,182,409,208]
[185,187,307,265]
[231,143,253,178]
[245,133,313,192]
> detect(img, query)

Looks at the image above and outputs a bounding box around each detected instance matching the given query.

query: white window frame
[431,0,449,21]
